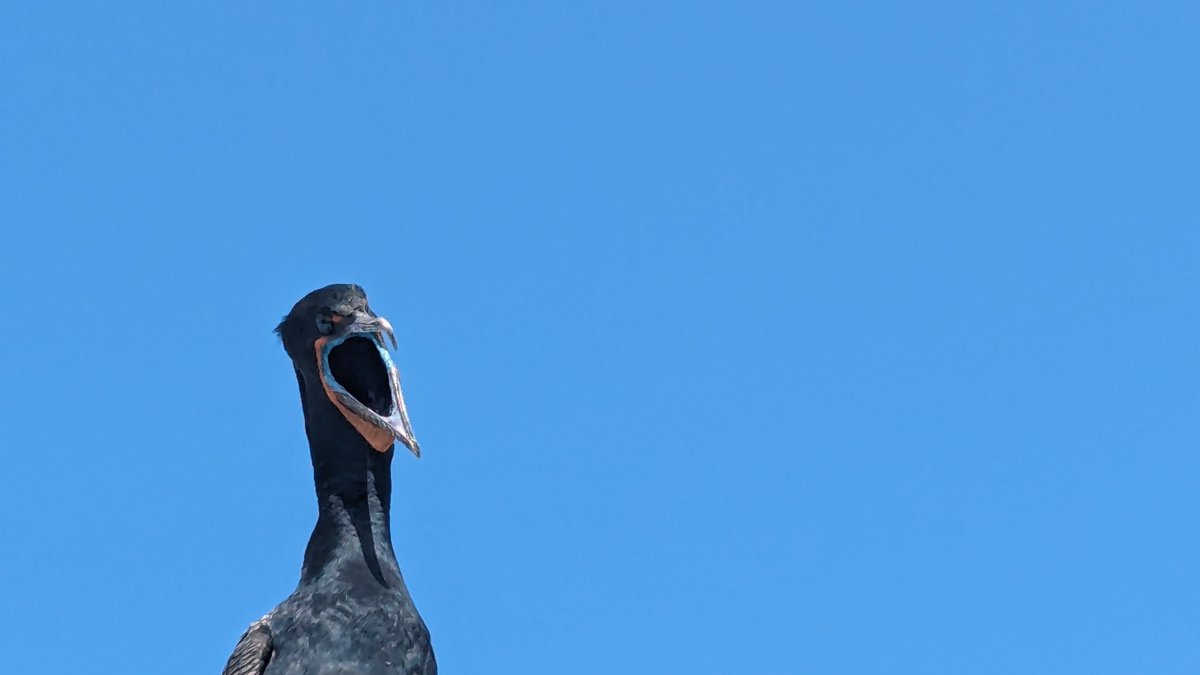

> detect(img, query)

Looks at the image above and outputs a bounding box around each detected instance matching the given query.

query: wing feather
[222,619,273,675]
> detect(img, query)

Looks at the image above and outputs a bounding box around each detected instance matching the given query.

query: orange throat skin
[314,337,395,454]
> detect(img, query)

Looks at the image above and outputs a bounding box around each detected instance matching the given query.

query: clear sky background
[0,2,1196,673]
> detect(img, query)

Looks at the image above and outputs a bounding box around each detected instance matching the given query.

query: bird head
[275,284,420,457]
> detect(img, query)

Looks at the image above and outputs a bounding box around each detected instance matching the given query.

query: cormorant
[223,284,435,675]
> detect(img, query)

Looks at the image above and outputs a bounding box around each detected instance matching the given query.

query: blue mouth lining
[321,332,396,416]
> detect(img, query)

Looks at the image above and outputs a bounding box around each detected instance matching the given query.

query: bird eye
[315,314,334,335]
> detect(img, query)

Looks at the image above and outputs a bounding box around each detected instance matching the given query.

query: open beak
[314,313,421,457]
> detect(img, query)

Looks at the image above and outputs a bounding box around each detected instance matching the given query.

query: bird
[223,284,436,675]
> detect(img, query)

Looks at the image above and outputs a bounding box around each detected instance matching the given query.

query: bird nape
[223,284,435,675]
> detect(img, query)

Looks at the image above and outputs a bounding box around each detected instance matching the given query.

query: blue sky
[0,2,1196,673]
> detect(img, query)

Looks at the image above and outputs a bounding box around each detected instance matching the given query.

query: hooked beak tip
[376,316,399,351]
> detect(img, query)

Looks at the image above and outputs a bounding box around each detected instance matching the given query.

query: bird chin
[314,331,421,457]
